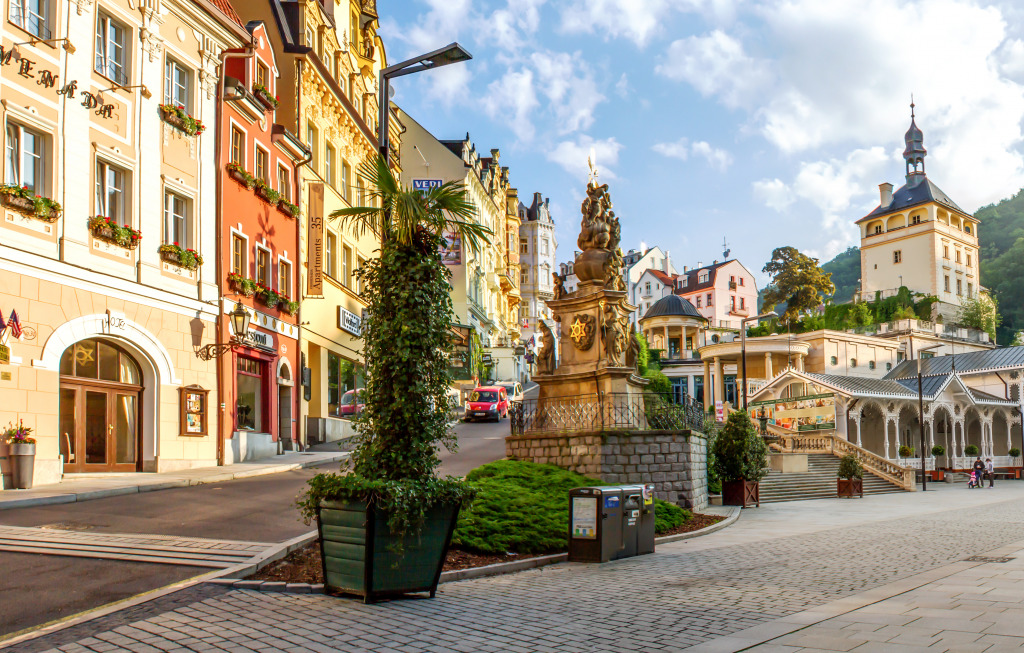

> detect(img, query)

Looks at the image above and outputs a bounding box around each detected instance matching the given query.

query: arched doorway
[58,339,143,473]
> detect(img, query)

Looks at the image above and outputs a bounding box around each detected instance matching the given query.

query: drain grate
[964,556,1015,563]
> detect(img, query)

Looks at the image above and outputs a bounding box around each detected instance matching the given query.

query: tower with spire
[854,102,980,319]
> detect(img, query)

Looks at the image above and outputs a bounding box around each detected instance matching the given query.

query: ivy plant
[299,154,491,540]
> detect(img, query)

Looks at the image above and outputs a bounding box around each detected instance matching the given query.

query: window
[886,362,892,371]
[541,239,549,256]
[965,225,972,234]
[255,61,268,89]
[5,122,45,193]
[911,215,921,225]
[740,297,745,309]
[921,351,936,360]
[850,358,857,367]
[967,282,973,298]
[255,147,268,183]
[230,127,244,166]
[739,277,744,286]
[256,248,270,286]
[356,257,365,294]
[164,58,191,109]
[893,250,902,264]
[706,292,712,306]
[967,254,972,268]
[696,296,702,308]
[341,160,351,201]
[164,192,190,247]
[342,245,352,288]
[279,259,291,296]
[356,177,365,206]
[830,356,838,365]
[95,160,126,225]
[955,250,961,263]
[277,165,291,201]
[11,0,49,38]
[325,144,335,187]
[943,245,949,259]
[874,225,882,235]
[325,233,336,278]
[944,275,950,292]
[305,27,314,48]
[96,13,128,84]
[520,269,528,285]
[520,238,528,255]
[236,357,265,431]
[644,282,651,295]
[869,361,876,370]
[956,279,962,296]
[232,235,246,275]
[730,296,736,310]
[306,124,318,171]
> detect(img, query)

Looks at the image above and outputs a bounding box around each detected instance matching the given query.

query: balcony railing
[509,392,706,436]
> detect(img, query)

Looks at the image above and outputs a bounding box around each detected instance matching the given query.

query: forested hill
[813,188,1024,343]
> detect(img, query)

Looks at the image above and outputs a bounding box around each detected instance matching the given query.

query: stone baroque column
[853,409,862,447]
[796,353,805,372]
[765,352,773,379]
[702,359,712,412]
[713,356,724,409]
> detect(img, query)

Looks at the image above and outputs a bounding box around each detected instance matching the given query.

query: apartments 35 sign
[1,47,115,118]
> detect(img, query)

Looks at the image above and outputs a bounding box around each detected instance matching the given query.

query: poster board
[570,496,597,539]
[749,393,836,432]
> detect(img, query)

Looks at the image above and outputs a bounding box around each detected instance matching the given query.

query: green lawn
[451,460,691,554]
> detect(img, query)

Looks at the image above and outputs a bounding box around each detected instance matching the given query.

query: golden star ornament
[570,317,586,343]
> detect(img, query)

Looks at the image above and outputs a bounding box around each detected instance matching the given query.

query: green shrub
[931,445,946,457]
[643,367,671,395]
[1009,447,1022,458]
[451,460,690,554]
[898,445,914,458]
[965,444,979,456]
[837,454,863,479]
[712,411,768,482]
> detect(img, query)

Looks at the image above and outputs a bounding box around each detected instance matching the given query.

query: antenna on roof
[722,237,730,260]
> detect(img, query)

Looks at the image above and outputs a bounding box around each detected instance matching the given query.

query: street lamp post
[195,301,252,361]
[741,311,778,410]
[377,43,472,164]
[916,343,942,491]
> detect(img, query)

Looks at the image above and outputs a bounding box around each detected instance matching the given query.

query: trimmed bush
[712,411,768,483]
[837,454,863,479]
[931,445,946,457]
[965,444,980,456]
[451,460,690,554]
[898,445,914,458]
[1009,447,1022,458]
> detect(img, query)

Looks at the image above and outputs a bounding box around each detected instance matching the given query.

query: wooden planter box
[159,249,199,270]
[722,479,759,507]
[257,292,280,309]
[253,88,278,111]
[229,168,253,188]
[160,107,191,134]
[317,499,460,603]
[92,225,139,250]
[255,185,277,203]
[837,478,864,498]
[1,194,59,222]
[277,201,297,218]
[229,278,256,297]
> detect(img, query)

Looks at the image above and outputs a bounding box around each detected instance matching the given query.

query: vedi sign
[412,179,442,193]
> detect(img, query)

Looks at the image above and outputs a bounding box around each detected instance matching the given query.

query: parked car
[464,386,508,422]
[495,381,524,403]
[339,388,365,416]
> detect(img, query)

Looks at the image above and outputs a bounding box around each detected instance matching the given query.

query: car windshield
[471,391,498,402]
[340,392,356,405]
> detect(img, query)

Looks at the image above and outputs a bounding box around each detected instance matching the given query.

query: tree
[957,294,1001,341]
[761,247,835,324]
[711,411,769,482]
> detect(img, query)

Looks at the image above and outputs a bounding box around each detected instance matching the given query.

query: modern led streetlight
[741,311,778,410]
[916,343,942,491]
[377,43,472,163]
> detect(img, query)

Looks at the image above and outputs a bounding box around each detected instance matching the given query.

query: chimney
[683,265,689,273]
[662,251,670,273]
[879,182,893,207]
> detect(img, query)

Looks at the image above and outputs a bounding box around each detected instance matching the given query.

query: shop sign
[715,400,724,422]
[0,47,115,118]
[439,230,461,265]
[338,306,362,337]
[481,353,493,365]
[412,179,442,193]
[0,343,8,365]
[246,329,274,350]
[306,183,325,296]
[514,346,525,356]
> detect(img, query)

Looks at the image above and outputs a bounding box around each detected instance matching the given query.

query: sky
[378,0,1024,287]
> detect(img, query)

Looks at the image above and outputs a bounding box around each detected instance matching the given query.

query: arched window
[60,339,140,384]
[850,358,857,368]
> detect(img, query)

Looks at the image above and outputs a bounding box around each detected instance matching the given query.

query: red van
[464,386,508,422]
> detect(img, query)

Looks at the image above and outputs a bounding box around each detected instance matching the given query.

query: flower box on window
[159,104,206,136]
[159,243,203,270]
[226,162,255,189]
[281,299,300,316]
[256,285,281,309]
[89,216,141,249]
[228,273,258,297]
[252,84,280,110]
[0,184,62,222]
[277,199,299,218]
[254,180,282,205]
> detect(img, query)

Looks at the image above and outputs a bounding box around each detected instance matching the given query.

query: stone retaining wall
[506,429,708,510]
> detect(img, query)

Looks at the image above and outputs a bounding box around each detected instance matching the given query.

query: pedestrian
[986,458,995,488]
[972,457,985,489]
[968,470,979,489]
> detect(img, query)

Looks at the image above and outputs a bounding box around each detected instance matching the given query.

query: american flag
[9,310,22,339]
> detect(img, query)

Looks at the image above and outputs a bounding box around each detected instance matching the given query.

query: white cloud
[753,179,794,212]
[481,69,539,142]
[655,30,770,108]
[558,0,677,46]
[652,138,732,170]
[548,136,624,181]
[530,51,605,134]
[615,73,630,99]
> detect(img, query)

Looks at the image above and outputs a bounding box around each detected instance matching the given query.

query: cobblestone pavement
[8,485,1024,653]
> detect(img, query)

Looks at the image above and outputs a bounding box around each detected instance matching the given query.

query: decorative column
[703,359,711,412]
[796,353,805,372]
[852,409,862,447]
[883,417,891,459]
[713,356,724,409]
[764,352,773,379]
[664,326,670,356]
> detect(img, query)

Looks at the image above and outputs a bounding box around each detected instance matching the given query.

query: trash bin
[568,484,656,563]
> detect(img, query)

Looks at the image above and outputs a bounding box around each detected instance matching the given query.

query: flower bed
[159,104,205,136]
[252,84,280,110]
[158,243,203,270]
[228,273,257,297]
[89,216,141,249]
[0,184,62,222]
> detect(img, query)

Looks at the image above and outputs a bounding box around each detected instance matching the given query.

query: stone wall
[506,429,708,510]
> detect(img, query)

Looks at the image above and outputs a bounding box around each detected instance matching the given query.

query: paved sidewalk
[0,451,346,511]
[6,483,1024,652]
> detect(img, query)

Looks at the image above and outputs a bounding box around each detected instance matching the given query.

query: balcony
[728,307,749,317]
[500,268,516,293]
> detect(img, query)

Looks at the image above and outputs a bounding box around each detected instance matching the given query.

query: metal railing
[773,431,916,490]
[510,392,706,436]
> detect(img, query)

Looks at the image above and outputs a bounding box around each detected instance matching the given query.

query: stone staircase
[759,454,908,503]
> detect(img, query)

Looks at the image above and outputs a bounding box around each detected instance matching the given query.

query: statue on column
[537,322,556,374]
[602,302,627,367]
[626,323,639,371]
[552,272,565,300]
[573,169,624,284]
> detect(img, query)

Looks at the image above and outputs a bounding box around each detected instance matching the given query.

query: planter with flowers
[226,162,256,189]
[0,184,62,222]
[159,243,204,270]
[281,298,300,316]
[252,83,280,111]
[277,199,299,218]
[159,104,205,136]
[254,179,282,205]
[256,285,281,309]
[4,421,36,490]
[228,273,258,297]
[89,216,142,249]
